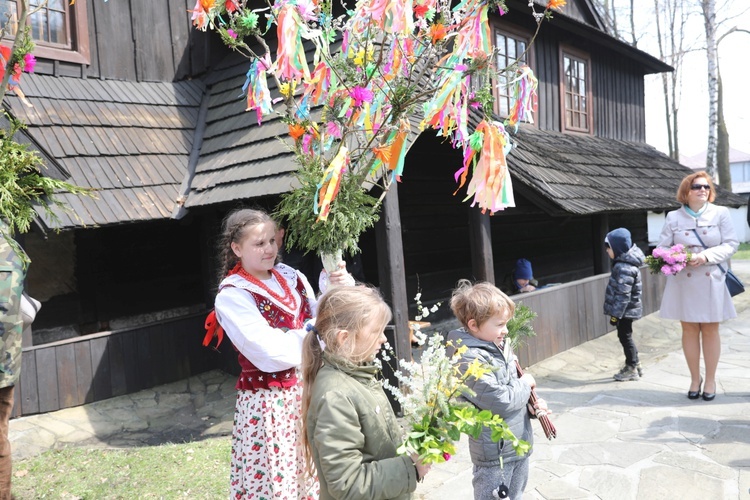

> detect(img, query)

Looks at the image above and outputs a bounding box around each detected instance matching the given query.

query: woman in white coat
[657,171,738,401]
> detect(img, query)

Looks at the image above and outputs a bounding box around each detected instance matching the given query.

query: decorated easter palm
[193,0,565,263]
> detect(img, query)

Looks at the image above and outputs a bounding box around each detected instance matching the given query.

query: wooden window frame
[489,21,536,123]
[476,20,538,126]
[1,0,89,65]
[559,45,593,134]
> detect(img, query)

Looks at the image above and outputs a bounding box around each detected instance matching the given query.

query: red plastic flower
[414,4,430,17]
[225,0,238,13]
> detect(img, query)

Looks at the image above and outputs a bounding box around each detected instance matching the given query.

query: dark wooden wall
[30,219,206,335]
[13,312,218,418]
[497,9,648,143]
[33,0,220,82]
[13,269,665,418]
[391,134,650,313]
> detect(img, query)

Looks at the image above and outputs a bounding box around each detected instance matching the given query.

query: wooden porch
[13,269,665,418]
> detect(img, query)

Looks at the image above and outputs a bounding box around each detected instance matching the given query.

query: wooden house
[5,0,745,416]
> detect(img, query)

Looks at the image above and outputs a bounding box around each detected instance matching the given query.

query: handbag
[725,269,745,297]
[692,229,745,297]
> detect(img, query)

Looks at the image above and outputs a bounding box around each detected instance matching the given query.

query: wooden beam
[469,206,495,283]
[375,185,409,415]
[592,214,610,274]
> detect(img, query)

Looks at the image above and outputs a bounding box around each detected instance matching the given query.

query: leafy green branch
[506,303,537,350]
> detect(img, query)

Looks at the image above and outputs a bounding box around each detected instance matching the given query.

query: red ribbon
[203,309,224,349]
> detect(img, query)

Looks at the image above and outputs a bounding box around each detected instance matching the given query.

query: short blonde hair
[676,171,716,204]
[450,279,515,329]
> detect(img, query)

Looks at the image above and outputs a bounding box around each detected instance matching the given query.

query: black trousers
[617,318,639,367]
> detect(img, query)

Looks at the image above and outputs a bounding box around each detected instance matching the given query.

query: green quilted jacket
[307,352,417,500]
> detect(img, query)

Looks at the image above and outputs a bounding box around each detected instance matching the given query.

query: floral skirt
[230,384,319,499]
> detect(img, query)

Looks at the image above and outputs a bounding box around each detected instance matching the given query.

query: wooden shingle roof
[508,125,747,215]
[184,51,439,209]
[4,73,204,229]
[185,51,310,209]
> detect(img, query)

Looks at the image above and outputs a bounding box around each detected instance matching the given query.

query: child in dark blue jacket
[604,228,645,381]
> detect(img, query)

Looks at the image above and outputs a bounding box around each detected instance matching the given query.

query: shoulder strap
[692,229,727,274]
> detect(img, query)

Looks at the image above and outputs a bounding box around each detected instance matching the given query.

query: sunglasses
[690,184,711,191]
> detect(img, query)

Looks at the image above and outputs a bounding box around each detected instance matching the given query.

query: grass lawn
[735,242,750,260]
[12,437,231,499]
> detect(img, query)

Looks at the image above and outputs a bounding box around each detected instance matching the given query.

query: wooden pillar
[469,206,495,283]
[592,214,610,274]
[375,184,409,415]
[200,210,220,308]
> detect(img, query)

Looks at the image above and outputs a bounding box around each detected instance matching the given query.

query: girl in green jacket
[301,286,430,499]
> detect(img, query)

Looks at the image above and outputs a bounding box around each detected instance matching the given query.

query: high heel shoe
[687,377,702,400]
[702,381,716,401]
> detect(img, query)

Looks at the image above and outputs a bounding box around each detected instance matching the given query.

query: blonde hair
[450,279,515,329]
[216,208,278,284]
[300,286,392,475]
[676,171,716,204]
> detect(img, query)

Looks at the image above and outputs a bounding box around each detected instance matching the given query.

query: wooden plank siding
[530,27,647,142]
[30,0,214,83]
[514,268,666,368]
[11,313,218,418]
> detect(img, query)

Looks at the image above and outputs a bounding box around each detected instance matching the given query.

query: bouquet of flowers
[645,244,691,276]
[378,296,529,464]
[380,334,529,464]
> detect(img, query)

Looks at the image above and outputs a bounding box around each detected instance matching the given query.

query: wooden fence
[13,312,219,418]
[12,269,665,418]
[513,268,665,367]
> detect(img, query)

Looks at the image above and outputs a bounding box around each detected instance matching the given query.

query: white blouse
[214,264,317,373]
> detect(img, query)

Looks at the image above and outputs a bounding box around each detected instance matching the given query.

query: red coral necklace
[234,264,298,310]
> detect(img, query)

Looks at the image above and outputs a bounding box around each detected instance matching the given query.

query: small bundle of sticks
[515,360,556,440]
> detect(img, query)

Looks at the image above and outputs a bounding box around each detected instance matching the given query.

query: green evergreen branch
[0,113,93,263]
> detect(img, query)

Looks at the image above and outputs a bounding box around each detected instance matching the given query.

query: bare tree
[715,27,750,187]
[593,0,638,45]
[701,0,718,177]
[700,0,750,184]
[653,0,692,161]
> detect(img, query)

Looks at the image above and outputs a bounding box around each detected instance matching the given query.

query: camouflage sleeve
[0,236,26,388]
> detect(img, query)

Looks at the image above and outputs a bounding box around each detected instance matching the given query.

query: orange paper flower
[429,23,447,44]
[546,0,566,10]
[288,123,306,140]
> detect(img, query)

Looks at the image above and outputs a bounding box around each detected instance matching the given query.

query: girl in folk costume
[212,208,354,499]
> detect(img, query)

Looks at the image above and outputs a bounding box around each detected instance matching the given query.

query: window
[731,162,750,183]
[472,24,534,120]
[560,47,592,133]
[494,28,531,118]
[0,0,89,65]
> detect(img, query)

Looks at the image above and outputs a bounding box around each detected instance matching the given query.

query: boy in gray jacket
[447,280,548,500]
[604,227,645,381]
